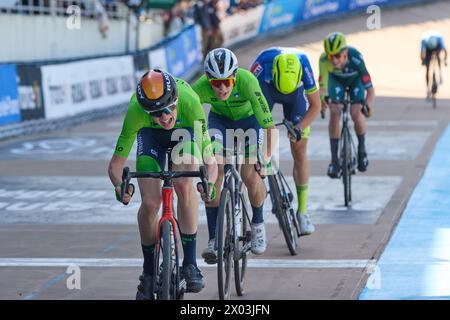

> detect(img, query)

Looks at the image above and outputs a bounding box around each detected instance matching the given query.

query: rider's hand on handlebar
[362,104,373,118]
[255,160,272,178]
[115,183,135,205]
[197,182,216,203]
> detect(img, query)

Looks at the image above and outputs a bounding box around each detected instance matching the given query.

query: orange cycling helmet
[136,69,178,113]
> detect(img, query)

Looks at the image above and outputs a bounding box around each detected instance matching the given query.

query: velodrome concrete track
[0,1,449,300]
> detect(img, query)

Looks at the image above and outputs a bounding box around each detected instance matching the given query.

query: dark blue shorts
[208,112,263,158]
[259,80,307,125]
[136,127,199,172]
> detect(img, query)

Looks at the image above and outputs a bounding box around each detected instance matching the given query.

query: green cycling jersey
[192,68,274,128]
[114,78,213,159]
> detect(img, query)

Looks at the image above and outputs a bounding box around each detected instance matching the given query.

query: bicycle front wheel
[342,128,352,207]
[234,188,250,296]
[268,174,297,255]
[160,220,176,300]
[217,187,233,300]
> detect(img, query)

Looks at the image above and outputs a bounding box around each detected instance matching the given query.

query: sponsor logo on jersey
[251,62,263,78]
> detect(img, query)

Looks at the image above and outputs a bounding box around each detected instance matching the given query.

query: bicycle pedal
[245,230,252,242]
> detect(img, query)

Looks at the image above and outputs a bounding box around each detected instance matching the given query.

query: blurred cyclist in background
[250,47,321,236]
[108,69,218,299]
[421,30,448,99]
[319,32,375,179]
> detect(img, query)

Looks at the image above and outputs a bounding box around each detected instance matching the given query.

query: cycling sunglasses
[145,100,177,118]
[209,77,235,88]
[328,51,344,60]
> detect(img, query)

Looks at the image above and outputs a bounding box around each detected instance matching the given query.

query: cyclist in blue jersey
[251,47,321,236]
[421,30,448,99]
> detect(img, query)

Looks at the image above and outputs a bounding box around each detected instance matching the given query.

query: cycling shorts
[208,111,263,159]
[328,74,366,104]
[136,127,201,172]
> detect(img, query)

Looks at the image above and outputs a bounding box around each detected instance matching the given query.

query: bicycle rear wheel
[342,128,352,207]
[217,187,233,300]
[268,174,297,255]
[234,189,250,296]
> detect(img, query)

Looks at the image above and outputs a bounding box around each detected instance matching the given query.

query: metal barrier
[0,0,126,19]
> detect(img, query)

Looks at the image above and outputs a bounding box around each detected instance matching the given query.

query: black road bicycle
[215,138,253,300]
[266,119,302,255]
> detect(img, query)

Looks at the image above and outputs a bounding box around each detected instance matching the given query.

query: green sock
[296,184,308,215]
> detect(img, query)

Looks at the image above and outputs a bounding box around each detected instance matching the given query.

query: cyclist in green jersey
[192,48,278,263]
[319,32,375,178]
[108,69,218,299]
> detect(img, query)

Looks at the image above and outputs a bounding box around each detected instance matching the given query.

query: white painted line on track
[0,258,377,269]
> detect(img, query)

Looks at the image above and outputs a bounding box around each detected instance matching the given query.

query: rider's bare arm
[366,87,375,109]
[301,91,321,130]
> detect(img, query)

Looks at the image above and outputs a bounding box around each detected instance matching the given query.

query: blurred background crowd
[1,0,268,50]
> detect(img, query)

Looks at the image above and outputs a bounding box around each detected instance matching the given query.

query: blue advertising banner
[0,64,21,126]
[348,0,388,10]
[259,0,305,33]
[165,26,201,78]
[301,0,349,22]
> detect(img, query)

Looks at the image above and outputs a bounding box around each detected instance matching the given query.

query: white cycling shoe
[298,213,315,236]
[251,222,267,255]
[201,239,217,264]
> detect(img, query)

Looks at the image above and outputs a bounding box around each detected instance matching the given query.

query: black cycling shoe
[136,273,154,300]
[327,162,341,179]
[358,151,369,172]
[181,264,205,293]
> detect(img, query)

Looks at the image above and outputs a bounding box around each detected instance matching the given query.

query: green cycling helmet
[272,53,302,94]
[324,32,347,56]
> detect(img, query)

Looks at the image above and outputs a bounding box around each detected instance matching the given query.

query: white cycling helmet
[204,48,238,79]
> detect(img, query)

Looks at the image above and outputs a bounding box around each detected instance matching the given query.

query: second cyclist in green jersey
[192,48,277,263]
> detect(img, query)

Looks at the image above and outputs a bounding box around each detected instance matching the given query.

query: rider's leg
[425,52,431,98]
[350,83,369,172]
[241,163,267,254]
[437,53,443,84]
[328,103,342,176]
[201,113,227,263]
[328,77,344,177]
[290,132,315,235]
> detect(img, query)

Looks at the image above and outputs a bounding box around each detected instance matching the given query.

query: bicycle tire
[268,174,298,255]
[217,187,233,300]
[234,189,250,296]
[342,127,351,207]
[161,220,174,300]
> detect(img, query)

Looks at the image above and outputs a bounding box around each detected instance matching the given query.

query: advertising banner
[0,64,21,126]
[41,56,134,120]
[258,0,304,34]
[222,6,264,47]
[16,65,45,121]
[302,0,348,22]
[164,25,202,78]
